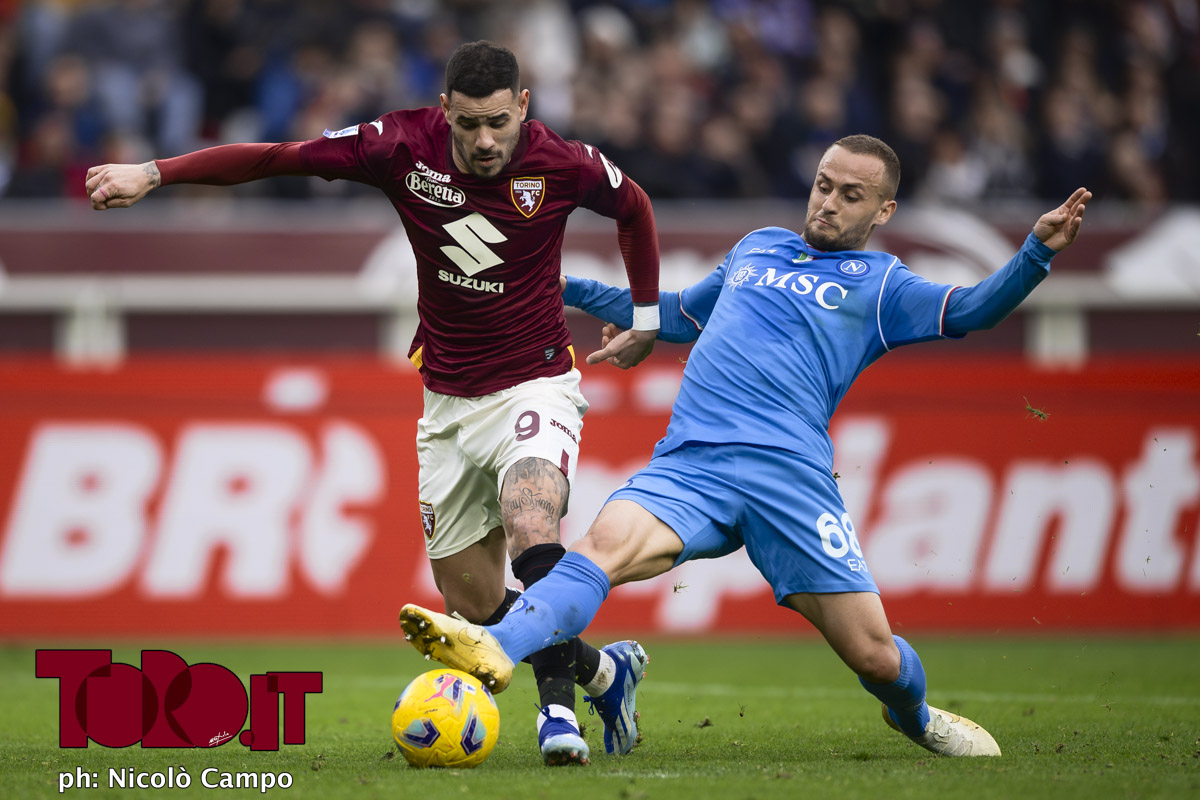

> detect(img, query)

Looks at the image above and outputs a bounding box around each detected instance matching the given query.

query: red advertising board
[0,355,1197,637]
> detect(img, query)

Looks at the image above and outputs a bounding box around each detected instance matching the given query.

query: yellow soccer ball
[391,668,500,768]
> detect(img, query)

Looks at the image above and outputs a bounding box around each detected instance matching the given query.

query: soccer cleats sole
[398,603,514,693]
[537,706,590,766]
[883,703,1002,757]
[585,640,649,755]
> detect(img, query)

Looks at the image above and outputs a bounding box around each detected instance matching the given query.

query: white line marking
[645,681,1200,707]
[323,676,1200,707]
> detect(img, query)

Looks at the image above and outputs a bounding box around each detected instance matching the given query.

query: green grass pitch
[1,636,1197,799]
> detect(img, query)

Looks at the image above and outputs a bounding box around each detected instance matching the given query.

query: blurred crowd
[1,0,1198,205]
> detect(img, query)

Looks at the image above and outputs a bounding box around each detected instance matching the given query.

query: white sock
[536,704,578,733]
[584,651,616,696]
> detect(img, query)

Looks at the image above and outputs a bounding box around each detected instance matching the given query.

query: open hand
[1033,187,1091,251]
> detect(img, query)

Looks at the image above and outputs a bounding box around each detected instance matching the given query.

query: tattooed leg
[501,456,569,557]
[499,457,603,719]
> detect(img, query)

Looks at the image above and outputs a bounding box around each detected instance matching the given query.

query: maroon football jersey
[297,108,657,396]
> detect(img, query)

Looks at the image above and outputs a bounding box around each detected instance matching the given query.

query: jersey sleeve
[942,231,1055,336]
[572,144,659,305]
[876,259,958,349]
[297,120,397,186]
[561,257,725,344]
[154,120,399,187]
[880,231,1057,348]
[156,142,308,185]
[676,255,727,331]
[562,279,694,343]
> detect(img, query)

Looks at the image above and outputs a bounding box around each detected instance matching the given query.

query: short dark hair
[445,41,520,99]
[829,134,901,200]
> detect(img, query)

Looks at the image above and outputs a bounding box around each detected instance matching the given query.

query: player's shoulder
[317,107,443,149]
[519,119,600,170]
[735,226,803,253]
[355,107,449,170]
[373,107,446,141]
[747,226,802,241]
[319,108,436,152]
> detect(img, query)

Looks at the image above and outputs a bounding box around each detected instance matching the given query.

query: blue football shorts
[608,443,879,604]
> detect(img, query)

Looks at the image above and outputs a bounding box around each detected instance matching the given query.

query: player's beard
[803,213,876,252]
[457,140,513,179]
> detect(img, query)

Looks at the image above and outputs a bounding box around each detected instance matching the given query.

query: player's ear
[517,89,529,122]
[440,93,452,120]
[875,199,897,227]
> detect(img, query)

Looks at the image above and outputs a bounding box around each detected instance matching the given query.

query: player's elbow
[975,311,1013,331]
[945,309,1010,336]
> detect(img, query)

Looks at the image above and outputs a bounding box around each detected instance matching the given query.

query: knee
[570,499,681,585]
[850,638,901,684]
[571,517,626,566]
[575,517,623,553]
[571,516,649,586]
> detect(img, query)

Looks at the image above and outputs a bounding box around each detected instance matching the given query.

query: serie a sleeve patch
[322,125,360,139]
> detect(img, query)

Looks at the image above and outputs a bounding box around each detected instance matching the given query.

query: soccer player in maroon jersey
[85,41,659,766]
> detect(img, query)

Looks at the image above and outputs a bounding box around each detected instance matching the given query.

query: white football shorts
[416,369,588,559]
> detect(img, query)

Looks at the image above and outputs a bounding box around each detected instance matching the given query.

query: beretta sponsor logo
[406,171,466,207]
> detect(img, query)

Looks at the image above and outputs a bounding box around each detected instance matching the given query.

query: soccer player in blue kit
[399,135,1092,757]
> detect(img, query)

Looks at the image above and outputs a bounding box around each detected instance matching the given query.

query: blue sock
[489,552,609,664]
[858,635,931,738]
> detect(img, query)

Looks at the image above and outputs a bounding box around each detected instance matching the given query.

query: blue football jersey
[565,227,1055,467]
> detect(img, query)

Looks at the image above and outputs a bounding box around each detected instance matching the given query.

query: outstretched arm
[560,264,723,345]
[86,142,308,210]
[943,188,1091,335]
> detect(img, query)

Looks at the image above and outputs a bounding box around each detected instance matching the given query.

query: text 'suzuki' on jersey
[438,271,504,294]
